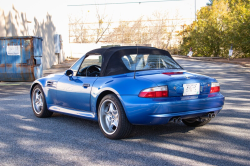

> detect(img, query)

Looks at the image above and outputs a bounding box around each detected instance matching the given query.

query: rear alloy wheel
[182,118,212,127]
[31,85,53,118]
[98,94,133,139]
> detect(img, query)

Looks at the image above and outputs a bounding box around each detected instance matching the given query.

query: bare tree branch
[95,5,112,43]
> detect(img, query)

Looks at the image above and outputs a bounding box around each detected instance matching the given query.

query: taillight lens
[139,86,168,98]
[210,82,220,93]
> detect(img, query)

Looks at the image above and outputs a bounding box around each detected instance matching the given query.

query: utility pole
[195,0,196,21]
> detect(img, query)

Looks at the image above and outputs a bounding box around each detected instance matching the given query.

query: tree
[228,0,250,56]
[94,5,111,43]
[104,16,147,44]
[68,14,90,43]
[180,0,250,57]
[181,0,230,57]
[104,11,180,50]
[68,6,112,44]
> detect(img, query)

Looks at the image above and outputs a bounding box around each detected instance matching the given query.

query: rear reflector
[162,72,183,75]
[210,82,220,93]
[139,86,168,98]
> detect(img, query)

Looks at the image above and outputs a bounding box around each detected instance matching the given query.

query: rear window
[121,54,182,71]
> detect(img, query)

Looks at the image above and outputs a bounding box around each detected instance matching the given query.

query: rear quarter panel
[91,74,158,115]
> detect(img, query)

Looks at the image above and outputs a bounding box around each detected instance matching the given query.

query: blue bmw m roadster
[30,46,225,139]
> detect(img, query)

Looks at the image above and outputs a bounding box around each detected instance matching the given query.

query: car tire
[182,118,212,127]
[98,94,133,139]
[31,85,53,118]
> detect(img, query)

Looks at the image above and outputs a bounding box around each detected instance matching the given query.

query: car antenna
[134,45,138,79]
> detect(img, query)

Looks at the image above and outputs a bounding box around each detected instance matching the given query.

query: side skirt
[48,105,96,120]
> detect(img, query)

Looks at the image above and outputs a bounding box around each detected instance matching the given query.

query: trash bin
[0,36,43,81]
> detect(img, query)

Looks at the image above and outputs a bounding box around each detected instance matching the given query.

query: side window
[70,56,84,75]
[121,56,131,69]
[77,55,102,77]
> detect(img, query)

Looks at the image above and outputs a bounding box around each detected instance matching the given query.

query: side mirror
[65,69,73,76]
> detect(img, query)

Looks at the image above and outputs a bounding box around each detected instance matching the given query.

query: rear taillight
[210,82,220,93]
[139,86,168,98]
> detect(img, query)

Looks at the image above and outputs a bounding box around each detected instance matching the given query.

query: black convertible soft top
[85,46,177,76]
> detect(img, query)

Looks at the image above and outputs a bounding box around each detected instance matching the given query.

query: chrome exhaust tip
[208,113,215,118]
[171,117,182,123]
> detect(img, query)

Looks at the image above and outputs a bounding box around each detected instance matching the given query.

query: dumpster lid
[0,36,43,40]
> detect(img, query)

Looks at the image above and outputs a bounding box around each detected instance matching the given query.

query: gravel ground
[0,58,249,165]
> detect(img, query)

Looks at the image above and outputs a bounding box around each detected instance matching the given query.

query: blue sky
[67,0,210,22]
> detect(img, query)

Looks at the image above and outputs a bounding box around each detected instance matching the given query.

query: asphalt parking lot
[0,58,250,165]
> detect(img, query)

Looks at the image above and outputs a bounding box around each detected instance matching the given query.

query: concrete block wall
[69,43,152,58]
[0,0,69,70]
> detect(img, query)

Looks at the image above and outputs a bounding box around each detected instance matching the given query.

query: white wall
[69,43,151,58]
[69,43,116,58]
[0,0,69,69]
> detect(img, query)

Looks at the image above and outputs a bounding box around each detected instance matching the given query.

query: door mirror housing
[65,69,73,76]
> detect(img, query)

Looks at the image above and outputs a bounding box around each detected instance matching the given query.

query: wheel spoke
[106,111,112,117]
[112,110,118,118]
[112,120,118,128]
[39,96,43,106]
[39,105,42,111]
[109,103,115,113]
[109,123,114,131]
[104,106,111,115]
[37,101,43,107]
[106,117,111,130]
[35,92,39,100]
[105,117,109,126]
[109,103,118,118]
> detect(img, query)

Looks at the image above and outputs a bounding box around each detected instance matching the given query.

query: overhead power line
[69,18,193,25]
[67,0,184,6]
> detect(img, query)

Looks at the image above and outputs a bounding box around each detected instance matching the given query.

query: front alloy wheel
[33,88,44,114]
[31,85,53,118]
[98,94,133,139]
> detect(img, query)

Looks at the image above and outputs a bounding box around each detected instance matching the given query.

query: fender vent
[46,81,57,87]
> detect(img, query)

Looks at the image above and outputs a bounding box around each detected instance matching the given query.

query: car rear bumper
[119,93,225,125]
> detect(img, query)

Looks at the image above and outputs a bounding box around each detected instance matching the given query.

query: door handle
[83,83,90,87]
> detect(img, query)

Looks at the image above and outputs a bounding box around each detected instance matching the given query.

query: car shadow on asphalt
[47,112,250,165]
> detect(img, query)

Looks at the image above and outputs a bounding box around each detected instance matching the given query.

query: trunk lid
[137,70,214,97]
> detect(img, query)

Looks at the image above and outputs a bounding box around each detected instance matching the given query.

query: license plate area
[183,83,200,96]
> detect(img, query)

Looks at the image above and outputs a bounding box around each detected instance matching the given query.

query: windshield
[79,55,102,69]
[121,54,182,71]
